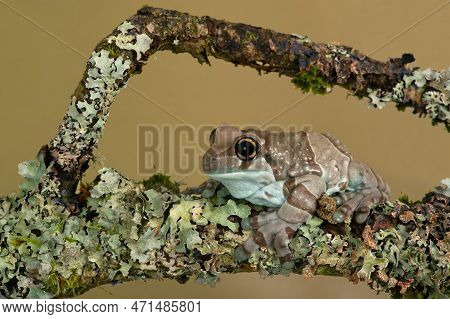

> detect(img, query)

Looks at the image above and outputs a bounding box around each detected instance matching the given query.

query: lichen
[51,49,132,168]
[423,91,449,122]
[291,33,311,44]
[367,88,392,109]
[365,67,450,129]
[435,178,450,197]
[0,168,448,298]
[202,199,251,232]
[325,43,351,59]
[107,21,153,61]
[18,152,48,193]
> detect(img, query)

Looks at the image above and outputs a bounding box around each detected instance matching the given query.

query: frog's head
[203,124,267,174]
[202,124,275,199]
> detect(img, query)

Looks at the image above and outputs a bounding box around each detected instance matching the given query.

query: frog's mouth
[207,167,277,199]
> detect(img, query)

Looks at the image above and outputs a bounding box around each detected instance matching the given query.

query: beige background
[0,0,448,298]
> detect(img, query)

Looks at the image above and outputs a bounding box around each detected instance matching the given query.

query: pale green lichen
[18,152,48,193]
[0,166,448,298]
[366,67,450,128]
[435,178,450,197]
[423,90,449,121]
[108,21,153,60]
[51,50,132,167]
[325,43,351,59]
[203,200,251,232]
[411,68,441,88]
[291,33,311,44]
[367,88,392,109]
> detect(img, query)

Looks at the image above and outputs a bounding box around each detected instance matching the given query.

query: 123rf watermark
[137,124,312,176]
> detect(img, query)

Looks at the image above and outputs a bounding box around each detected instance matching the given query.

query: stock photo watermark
[137,124,312,177]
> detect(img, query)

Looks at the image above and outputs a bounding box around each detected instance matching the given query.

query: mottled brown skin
[202,125,390,261]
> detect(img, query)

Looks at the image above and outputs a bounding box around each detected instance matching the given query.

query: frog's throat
[207,163,286,207]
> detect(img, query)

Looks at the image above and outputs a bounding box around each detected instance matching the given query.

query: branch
[0,6,448,299]
[47,6,449,203]
[1,169,448,298]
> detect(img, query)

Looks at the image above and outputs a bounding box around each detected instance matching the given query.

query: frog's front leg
[182,179,221,198]
[238,174,326,262]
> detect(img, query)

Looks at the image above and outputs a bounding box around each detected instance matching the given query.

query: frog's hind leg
[333,162,390,224]
[241,210,278,230]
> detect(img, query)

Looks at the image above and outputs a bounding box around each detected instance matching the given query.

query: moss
[142,173,181,195]
[397,193,412,205]
[291,66,333,94]
[315,265,342,277]
[100,43,122,59]
[44,272,95,298]
[244,30,258,43]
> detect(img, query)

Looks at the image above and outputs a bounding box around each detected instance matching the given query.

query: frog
[198,124,390,262]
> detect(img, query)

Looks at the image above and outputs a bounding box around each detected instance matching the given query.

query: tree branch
[0,6,448,299]
[47,6,449,203]
[1,169,448,298]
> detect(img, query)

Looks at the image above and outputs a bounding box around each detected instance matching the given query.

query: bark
[0,6,448,299]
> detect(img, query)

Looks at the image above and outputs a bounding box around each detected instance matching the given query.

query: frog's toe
[241,223,274,256]
[234,246,250,262]
[240,218,252,231]
[182,186,203,196]
[201,188,216,198]
[332,211,345,223]
[354,191,384,223]
[274,226,296,262]
[182,180,220,198]
[247,211,279,229]
[333,192,356,206]
[355,208,371,224]
[241,235,265,258]
[335,190,386,224]
[335,193,364,223]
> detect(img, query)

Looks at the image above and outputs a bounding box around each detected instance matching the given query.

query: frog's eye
[234,137,260,161]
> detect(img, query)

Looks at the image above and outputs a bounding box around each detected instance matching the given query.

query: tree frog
[200,124,390,262]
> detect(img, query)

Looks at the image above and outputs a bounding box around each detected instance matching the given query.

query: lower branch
[0,168,448,299]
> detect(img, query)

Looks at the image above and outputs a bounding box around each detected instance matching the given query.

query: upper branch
[46,6,449,204]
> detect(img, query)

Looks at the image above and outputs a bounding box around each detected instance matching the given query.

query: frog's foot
[332,189,387,224]
[238,212,298,262]
[238,174,323,262]
[241,211,278,230]
[182,179,220,198]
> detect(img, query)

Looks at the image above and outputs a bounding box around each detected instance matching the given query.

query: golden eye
[234,137,260,161]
